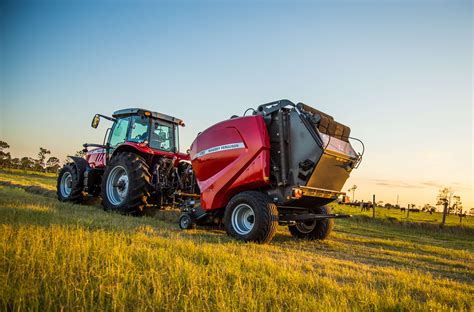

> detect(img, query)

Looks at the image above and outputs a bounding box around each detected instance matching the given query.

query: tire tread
[101,152,152,214]
[225,191,278,244]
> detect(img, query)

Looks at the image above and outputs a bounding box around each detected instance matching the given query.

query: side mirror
[91,114,100,129]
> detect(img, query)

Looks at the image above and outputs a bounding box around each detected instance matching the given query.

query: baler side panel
[191,116,270,210]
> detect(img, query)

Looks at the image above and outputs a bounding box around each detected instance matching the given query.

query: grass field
[0,169,473,311]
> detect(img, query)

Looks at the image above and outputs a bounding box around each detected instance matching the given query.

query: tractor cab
[88,108,185,160]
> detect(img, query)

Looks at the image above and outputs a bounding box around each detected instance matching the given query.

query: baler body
[190,115,271,210]
[190,100,360,212]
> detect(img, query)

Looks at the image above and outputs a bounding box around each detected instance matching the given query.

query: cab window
[109,118,130,148]
[150,121,174,152]
[128,116,149,143]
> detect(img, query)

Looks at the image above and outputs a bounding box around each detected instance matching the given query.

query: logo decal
[87,148,106,155]
[192,142,245,160]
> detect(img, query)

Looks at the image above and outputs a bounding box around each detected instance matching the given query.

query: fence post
[441,202,448,228]
[372,194,376,218]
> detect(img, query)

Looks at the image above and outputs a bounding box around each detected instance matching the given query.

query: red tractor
[57,100,362,243]
[57,108,196,214]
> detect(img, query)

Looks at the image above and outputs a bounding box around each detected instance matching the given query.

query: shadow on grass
[0,181,56,197]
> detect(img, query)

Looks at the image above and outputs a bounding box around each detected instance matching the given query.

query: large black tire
[57,163,86,203]
[101,152,152,215]
[224,191,278,244]
[288,205,334,240]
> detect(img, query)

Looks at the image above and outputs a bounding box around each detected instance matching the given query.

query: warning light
[292,189,303,199]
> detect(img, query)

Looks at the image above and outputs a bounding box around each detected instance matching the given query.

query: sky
[0,0,472,209]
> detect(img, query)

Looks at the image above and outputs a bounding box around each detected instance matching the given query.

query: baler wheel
[179,213,196,230]
[224,191,278,243]
[57,163,85,203]
[101,152,152,215]
[288,205,334,240]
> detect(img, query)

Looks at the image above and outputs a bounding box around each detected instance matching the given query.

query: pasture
[0,169,472,311]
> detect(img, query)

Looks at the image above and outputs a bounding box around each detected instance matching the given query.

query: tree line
[0,141,61,173]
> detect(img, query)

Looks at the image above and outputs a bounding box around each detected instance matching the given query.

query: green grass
[333,204,474,228]
[0,170,473,311]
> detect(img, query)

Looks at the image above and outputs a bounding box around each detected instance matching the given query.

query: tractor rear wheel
[288,205,334,240]
[224,191,278,243]
[57,163,85,203]
[101,152,152,215]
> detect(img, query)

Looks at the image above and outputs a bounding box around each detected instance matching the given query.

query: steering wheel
[134,133,147,141]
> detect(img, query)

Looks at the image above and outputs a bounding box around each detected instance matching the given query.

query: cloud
[369,179,423,189]
[421,181,443,188]
[364,179,473,192]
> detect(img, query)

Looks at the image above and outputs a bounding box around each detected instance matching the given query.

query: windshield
[128,115,150,143]
[109,118,130,148]
[149,120,175,152]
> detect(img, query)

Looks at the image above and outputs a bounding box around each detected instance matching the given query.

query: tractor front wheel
[57,163,85,203]
[288,205,334,240]
[224,191,278,243]
[101,152,152,215]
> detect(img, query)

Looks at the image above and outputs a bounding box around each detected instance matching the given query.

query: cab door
[107,117,131,158]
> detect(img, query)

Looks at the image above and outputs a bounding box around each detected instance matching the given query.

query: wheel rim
[106,165,129,206]
[180,216,190,228]
[60,172,72,198]
[231,203,255,235]
[296,220,317,233]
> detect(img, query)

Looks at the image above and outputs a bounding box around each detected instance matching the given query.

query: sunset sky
[1,0,472,209]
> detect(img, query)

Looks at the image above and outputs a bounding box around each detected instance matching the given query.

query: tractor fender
[111,144,147,159]
[67,156,90,182]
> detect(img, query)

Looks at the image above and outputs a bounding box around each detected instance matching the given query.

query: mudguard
[67,156,89,183]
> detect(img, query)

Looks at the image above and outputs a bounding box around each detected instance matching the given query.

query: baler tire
[179,213,196,230]
[288,205,334,240]
[224,191,278,244]
[101,152,152,215]
[57,163,85,203]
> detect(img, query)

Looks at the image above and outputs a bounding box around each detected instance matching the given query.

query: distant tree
[437,187,454,227]
[452,196,463,214]
[0,141,11,168]
[20,157,35,170]
[10,158,21,169]
[37,147,51,172]
[347,185,357,202]
[46,157,61,173]
[450,196,466,223]
[422,204,436,214]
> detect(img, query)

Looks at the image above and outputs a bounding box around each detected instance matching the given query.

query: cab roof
[112,108,184,125]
